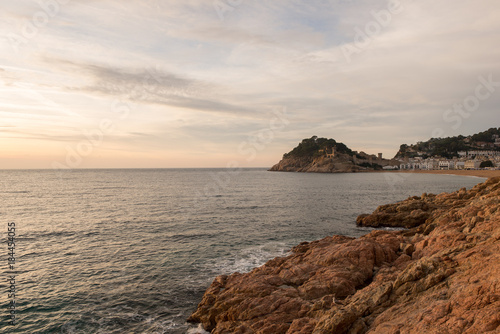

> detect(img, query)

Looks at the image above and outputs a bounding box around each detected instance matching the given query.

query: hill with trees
[395,127,500,159]
[282,136,353,158]
[270,136,399,173]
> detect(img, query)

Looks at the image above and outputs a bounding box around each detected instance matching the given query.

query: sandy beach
[387,169,500,178]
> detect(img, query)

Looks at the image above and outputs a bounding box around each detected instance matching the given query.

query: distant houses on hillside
[399,150,499,170]
[397,132,500,170]
[312,132,500,171]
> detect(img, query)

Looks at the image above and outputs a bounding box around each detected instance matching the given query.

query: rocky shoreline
[268,155,364,173]
[188,177,500,333]
[268,154,400,174]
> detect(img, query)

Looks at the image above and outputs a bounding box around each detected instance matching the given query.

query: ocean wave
[207,242,290,275]
[93,186,131,190]
[24,231,77,239]
[2,190,30,193]
[186,324,210,334]
[224,205,261,210]
[166,232,217,243]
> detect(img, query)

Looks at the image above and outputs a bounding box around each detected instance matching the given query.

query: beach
[388,169,500,178]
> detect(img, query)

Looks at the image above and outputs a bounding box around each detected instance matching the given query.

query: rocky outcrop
[356,184,478,229]
[189,177,500,333]
[268,136,401,173]
[269,155,365,173]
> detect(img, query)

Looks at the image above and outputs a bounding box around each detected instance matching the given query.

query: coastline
[189,177,500,333]
[384,169,500,178]
[269,167,500,179]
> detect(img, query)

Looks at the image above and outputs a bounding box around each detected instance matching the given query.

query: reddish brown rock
[189,177,500,333]
[269,154,365,173]
[356,195,438,228]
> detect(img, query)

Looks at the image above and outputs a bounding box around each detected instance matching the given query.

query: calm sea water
[0,169,484,333]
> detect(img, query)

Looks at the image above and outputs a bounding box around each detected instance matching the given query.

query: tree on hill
[359,162,383,170]
[471,128,500,143]
[395,127,500,159]
[283,136,353,158]
[480,160,494,168]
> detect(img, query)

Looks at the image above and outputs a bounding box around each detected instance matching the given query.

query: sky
[0,0,499,169]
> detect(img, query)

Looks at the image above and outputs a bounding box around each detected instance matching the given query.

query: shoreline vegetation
[189,176,500,333]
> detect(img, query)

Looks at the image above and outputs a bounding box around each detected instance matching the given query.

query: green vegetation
[480,160,494,168]
[471,128,500,143]
[358,162,383,170]
[283,136,353,158]
[396,127,500,159]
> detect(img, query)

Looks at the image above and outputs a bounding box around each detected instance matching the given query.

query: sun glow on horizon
[1,0,499,168]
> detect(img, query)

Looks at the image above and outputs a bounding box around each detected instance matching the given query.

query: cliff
[269,136,400,173]
[188,177,500,333]
[269,154,366,173]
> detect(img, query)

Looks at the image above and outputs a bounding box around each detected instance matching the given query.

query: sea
[0,169,484,333]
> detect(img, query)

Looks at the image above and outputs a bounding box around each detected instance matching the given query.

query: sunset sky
[1,0,499,169]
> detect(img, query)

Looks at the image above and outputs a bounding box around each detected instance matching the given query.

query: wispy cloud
[40,57,259,116]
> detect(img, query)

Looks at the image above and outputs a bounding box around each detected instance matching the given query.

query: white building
[400,163,411,170]
[425,160,439,170]
[439,161,455,169]
[465,160,481,170]
[465,150,500,157]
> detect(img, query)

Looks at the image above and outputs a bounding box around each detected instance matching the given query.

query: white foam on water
[209,242,291,275]
[186,324,210,334]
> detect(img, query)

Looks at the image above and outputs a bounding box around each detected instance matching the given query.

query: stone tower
[326,146,336,158]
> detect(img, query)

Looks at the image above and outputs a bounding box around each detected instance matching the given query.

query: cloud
[1,0,500,167]
[41,57,257,115]
[0,128,79,142]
